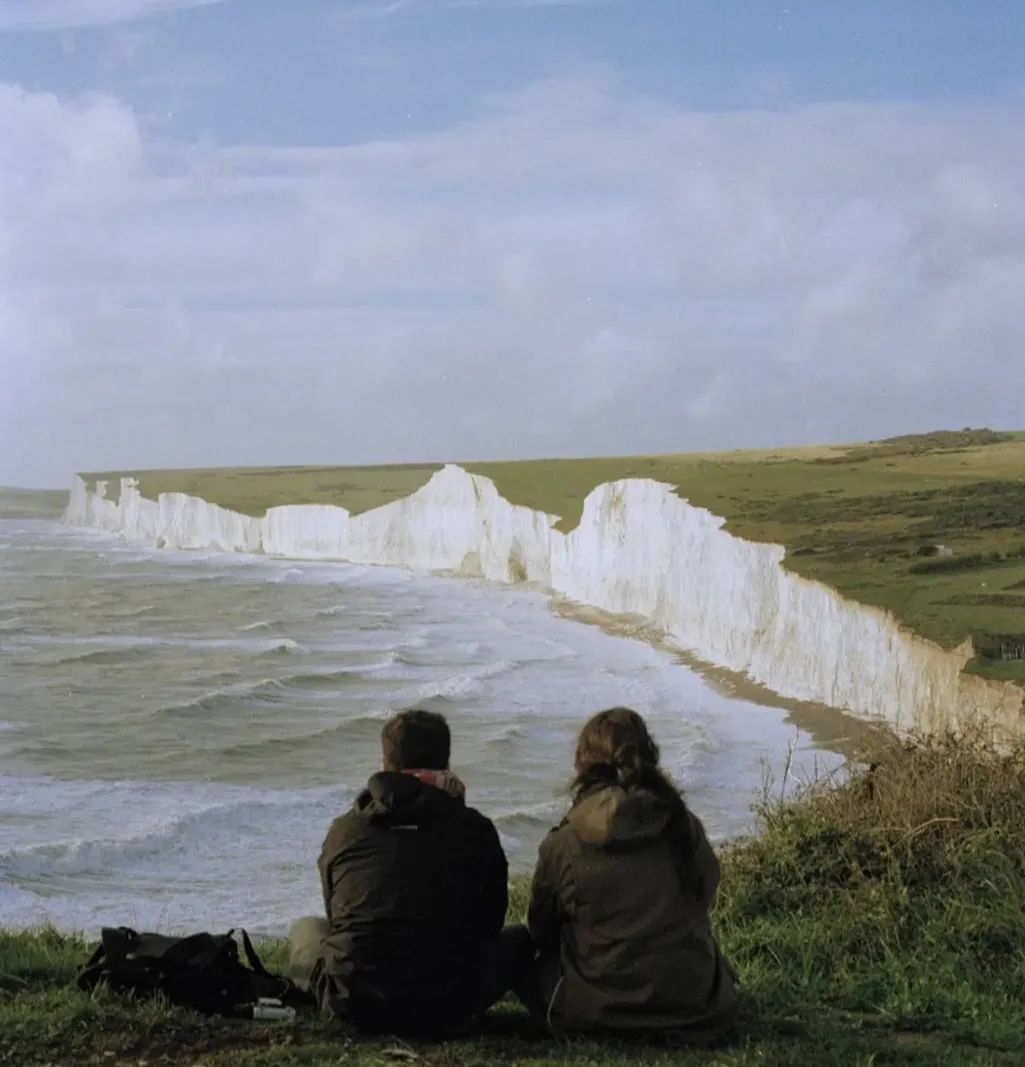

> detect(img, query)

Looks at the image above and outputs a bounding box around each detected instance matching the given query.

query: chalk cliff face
[65,467,1024,737]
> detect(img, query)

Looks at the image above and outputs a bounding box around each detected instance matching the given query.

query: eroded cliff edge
[65,467,1024,738]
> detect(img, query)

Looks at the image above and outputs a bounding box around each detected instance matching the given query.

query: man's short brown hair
[381,709,451,771]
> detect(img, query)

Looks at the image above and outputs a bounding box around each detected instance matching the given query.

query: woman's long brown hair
[571,706,704,898]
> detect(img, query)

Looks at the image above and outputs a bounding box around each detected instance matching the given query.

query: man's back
[318,770,508,1031]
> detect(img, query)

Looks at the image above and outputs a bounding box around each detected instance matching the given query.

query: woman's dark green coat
[527,784,737,1034]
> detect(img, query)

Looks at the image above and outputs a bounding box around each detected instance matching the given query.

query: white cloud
[0,0,226,31]
[444,0,614,7]
[332,0,611,19]
[2,72,1024,486]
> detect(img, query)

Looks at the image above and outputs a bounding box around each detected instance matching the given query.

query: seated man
[288,708,524,1036]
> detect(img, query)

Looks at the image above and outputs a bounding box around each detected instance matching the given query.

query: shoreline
[549,595,889,762]
[56,505,871,759]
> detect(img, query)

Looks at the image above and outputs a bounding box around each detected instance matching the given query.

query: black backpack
[77,926,311,1017]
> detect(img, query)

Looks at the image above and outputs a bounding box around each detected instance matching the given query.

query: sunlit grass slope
[84,429,1025,682]
[5,733,1025,1065]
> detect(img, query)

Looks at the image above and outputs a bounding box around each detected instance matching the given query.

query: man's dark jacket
[317,771,508,1031]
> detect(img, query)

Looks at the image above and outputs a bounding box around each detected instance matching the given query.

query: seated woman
[520,706,738,1040]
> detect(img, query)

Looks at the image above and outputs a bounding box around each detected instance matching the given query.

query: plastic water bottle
[251,997,296,1022]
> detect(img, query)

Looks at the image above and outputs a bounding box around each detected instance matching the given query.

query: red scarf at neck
[401,768,466,800]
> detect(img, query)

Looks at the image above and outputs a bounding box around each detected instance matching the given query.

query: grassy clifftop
[0,487,69,519]
[4,732,1025,1066]
[83,429,1025,682]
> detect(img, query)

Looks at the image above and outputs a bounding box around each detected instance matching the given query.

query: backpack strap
[75,942,108,991]
[235,928,313,1010]
[236,929,272,978]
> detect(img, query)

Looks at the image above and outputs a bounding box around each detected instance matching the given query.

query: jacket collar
[356,770,464,821]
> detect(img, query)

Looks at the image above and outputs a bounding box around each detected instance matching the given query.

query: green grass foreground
[4,733,1025,1066]
[83,429,1025,683]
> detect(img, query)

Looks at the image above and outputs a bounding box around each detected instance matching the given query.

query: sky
[1,1,1024,487]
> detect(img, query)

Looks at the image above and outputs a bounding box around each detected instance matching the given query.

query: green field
[84,429,1025,684]
[0,487,69,519]
[5,732,1025,1066]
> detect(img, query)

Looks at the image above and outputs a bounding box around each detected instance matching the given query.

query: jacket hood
[568,785,673,847]
[356,771,461,822]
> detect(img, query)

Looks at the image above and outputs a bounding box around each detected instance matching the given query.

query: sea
[0,499,848,936]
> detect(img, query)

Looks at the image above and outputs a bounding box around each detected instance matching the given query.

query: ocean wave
[494,808,561,833]
[268,567,308,584]
[153,657,394,716]
[240,618,286,633]
[1,828,178,879]
[24,635,305,666]
[316,603,401,624]
[275,659,397,690]
[392,633,428,653]
[494,803,564,851]
[485,723,531,748]
[213,715,392,760]
[44,645,152,667]
[414,659,523,700]
[153,679,290,717]
[254,638,308,656]
[0,787,351,882]
[104,604,160,619]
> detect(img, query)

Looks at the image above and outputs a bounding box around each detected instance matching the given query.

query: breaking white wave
[0,773,351,934]
[253,638,308,656]
[240,618,286,632]
[415,659,523,700]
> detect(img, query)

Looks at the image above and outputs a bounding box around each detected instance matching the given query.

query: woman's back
[528,782,737,1033]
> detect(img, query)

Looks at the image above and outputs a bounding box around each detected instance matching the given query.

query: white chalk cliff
[65,468,1024,737]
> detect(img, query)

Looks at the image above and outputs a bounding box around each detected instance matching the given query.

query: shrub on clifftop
[720,730,1025,1053]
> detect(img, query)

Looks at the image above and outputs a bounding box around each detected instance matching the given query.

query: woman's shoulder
[537,812,579,861]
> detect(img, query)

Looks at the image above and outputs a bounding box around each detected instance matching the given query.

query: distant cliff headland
[68,430,1025,737]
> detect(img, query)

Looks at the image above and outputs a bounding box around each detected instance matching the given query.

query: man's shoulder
[430,798,503,858]
[456,800,500,834]
[319,800,368,855]
[427,794,495,836]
